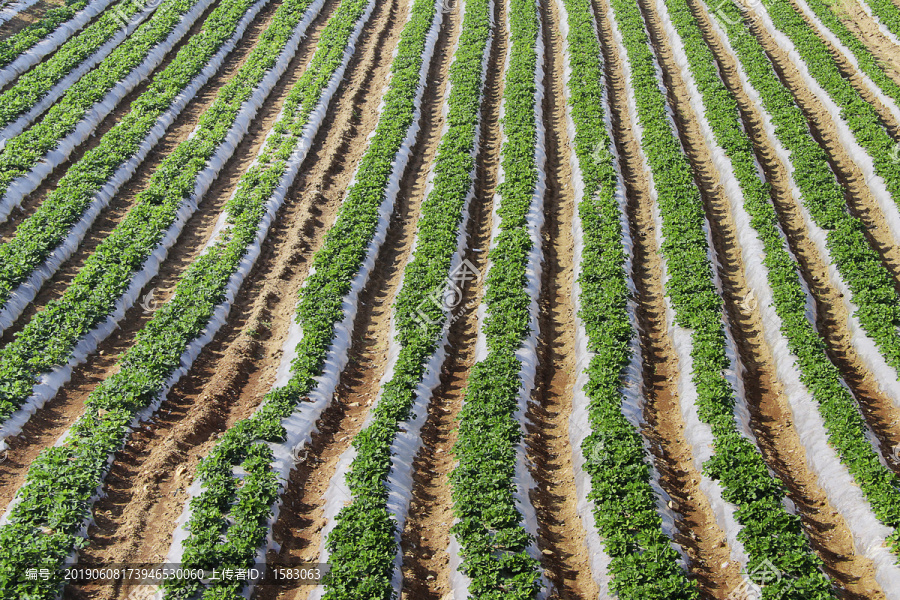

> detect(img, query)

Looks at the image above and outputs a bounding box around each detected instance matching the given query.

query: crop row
[0,0,299,444]
[669,0,900,557]
[557,0,697,597]
[446,0,545,596]
[0,0,356,595]
[319,0,492,597]
[0,0,93,68]
[709,0,900,394]
[860,0,900,42]
[161,0,447,596]
[0,0,214,217]
[0,0,278,331]
[796,0,900,111]
[0,0,158,136]
[608,0,835,596]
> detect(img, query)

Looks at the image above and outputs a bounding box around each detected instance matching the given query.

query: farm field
[1,0,900,597]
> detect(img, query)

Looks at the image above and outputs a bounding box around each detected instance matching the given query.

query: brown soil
[394,2,503,598]
[640,0,888,596]
[785,0,900,137]
[61,0,414,598]
[250,3,463,600]
[0,0,286,511]
[0,0,223,242]
[838,0,900,87]
[687,0,900,473]
[739,3,900,291]
[522,0,599,598]
[0,0,67,40]
[591,0,743,596]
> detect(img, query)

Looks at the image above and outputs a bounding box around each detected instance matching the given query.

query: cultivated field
[1,0,900,598]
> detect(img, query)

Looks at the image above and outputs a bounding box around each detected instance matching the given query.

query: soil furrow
[0,0,361,521]
[395,2,504,598]
[0,0,224,238]
[523,0,598,598]
[57,1,411,598]
[736,3,900,291]
[785,0,900,138]
[686,0,900,479]
[712,0,900,460]
[248,3,464,599]
[589,0,741,596]
[636,0,887,596]
[0,0,271,336]
[837,0,900,86]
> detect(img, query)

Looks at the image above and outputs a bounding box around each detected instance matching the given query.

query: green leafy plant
[608,0,834,596]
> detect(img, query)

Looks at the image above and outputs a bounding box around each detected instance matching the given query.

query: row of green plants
[558,0,698,596]
[710,0,900,384]
[162,0,444,597]
[0,0,308,427]
[757,0,900,213]
[0,0,211,201]
[0,0,91,68]
[798,0,900,110]
[860,0,900,42]
[609,0,834,596]
[0,0,156,129]
[320,0,491,597]
[0,0,384,596]
[0,0,278,316]
[671,0,900,555]
[447,0,544,596]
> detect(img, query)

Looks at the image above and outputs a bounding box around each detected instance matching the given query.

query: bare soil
[251,2,463,599]
[522,0,600,597]
[591,0,743,596]
[641,0,888,595]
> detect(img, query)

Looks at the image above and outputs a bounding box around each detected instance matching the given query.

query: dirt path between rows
[0,0,291,513]
[61,1,414,597]
[837,0,900,87]
[522,0,598,597]
[0,0,224,239]
[251,4,463,600]
[395,3,504,599]
[736,1,900,291]
[641,0,887,596]
[591,0,742,596]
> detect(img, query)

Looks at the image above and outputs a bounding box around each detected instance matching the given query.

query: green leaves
[705,0,900,558]
[608,0,833,595]
[445,0,544,596]
[559,0,698,596]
